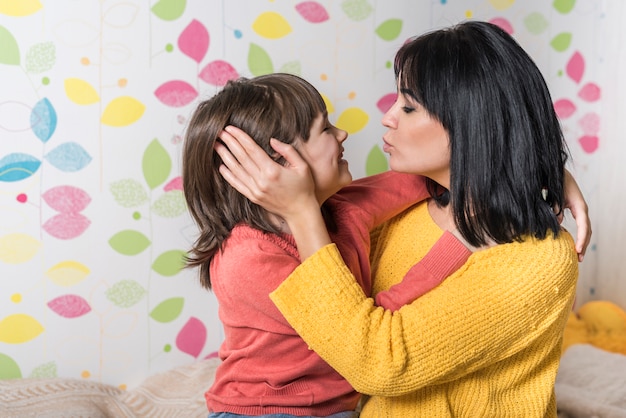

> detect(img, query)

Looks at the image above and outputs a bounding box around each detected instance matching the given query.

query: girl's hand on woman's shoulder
[563,169,592,262]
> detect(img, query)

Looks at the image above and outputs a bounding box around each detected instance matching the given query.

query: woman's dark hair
[182,73,327,288]
[394,20,568,247]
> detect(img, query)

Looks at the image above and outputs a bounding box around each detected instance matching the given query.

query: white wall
[0,0,619,387]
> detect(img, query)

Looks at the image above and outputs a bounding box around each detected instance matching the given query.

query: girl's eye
[402,106,415,114]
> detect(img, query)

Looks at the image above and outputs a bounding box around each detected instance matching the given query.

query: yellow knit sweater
[270,201,578,417]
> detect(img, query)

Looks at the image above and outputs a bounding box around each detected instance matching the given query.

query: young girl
[182,73,471,417]
[214,22,593,417]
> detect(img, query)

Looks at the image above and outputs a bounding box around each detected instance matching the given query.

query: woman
[216,21,591,417]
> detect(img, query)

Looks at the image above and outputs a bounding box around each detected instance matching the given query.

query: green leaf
[29,361,57,378]
[248,43,274,76]
[375,19,402,41]
[0,353,22,379]
[110,178,149,208]
[142,139,171,190]
[278,60,301,75]
[365,145,388,176]
[108,230,151,255]
[25,42,55,73]
[151,0,186,21]
[152,250,186,276]
[550,32,572,52]
[553,0,576,14]
[523,12,549,35]
[0,26,20,65]
[150,297,184,323]
[152,190,186,217]
[105,279,146,308]
[341,0,373,21]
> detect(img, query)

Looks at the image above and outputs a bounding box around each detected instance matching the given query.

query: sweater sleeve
[335,171,430,230]
[269,234,578,396]
[374,231,471,311]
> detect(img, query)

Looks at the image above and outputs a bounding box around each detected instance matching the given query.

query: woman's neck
[268,213,291,234]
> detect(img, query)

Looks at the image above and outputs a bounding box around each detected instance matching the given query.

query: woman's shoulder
[472,229,578,282]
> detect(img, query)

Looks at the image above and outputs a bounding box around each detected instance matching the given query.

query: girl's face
[381,88,451,189]
[296,112,351,204]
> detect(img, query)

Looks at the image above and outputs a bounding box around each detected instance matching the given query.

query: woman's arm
[217,127,592,261]
[270,235,578,395]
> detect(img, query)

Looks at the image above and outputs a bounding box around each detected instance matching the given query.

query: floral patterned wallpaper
[0,0,605,388]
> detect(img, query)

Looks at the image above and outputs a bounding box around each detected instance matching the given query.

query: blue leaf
[30,97,57,143]
[0,153,42,182]
[45,142,92,172]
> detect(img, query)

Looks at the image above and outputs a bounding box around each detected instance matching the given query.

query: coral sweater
[206,172,469,415]
[271,201,579,418]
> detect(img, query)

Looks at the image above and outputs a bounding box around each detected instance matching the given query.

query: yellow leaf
[252,11,292,39]
[0,233,41,264]
[336,107,369,134]
[488,0,515,11]
[101,96,145,127]
[0,0,42,16]
[0,314,44,344]
[64,78,100,105]
[320,93,334,113]
[46,260,91,286]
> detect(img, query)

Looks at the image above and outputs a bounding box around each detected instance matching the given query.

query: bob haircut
[394,20,568,247]
[182,73,327,288]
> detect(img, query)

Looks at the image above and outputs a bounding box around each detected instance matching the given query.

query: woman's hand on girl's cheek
[216,126,317,218]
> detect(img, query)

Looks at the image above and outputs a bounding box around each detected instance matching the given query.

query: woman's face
[381,88,451,189]
[296,112,351,204]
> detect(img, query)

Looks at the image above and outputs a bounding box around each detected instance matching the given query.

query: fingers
[573,205,592,263]
[566,199,591,262]
[214,142,256,201]
[562,169,592,262]
[269,138,305,169]
[219,127,262,176]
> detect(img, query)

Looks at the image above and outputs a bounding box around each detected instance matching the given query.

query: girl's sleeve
[336,171,430,229]
[269,236,578,396]
[374,231,471,311]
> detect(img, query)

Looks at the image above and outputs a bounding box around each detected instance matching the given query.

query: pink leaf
[178,19,209,63]
[578,112,600,136]
[43,213,91,239]
[578,135,599,154]
[489,17,513,34]
[566,51,584,84]
[164,176,183,191]
[198,60,239,86]
[42,185,91,212]
[553,98,576,119]
[295,1,330,23]
[48,294,91,318]
[154,80,198,107]
[176,316,207,358]
[578,82,601,102]
[376,93,396,113]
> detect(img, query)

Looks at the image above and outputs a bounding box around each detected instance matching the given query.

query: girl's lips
[382,139,392,153]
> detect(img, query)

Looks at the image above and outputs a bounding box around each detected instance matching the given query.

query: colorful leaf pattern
[0,0,603,389]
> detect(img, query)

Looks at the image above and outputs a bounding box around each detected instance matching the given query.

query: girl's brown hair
[182,73,326,288]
